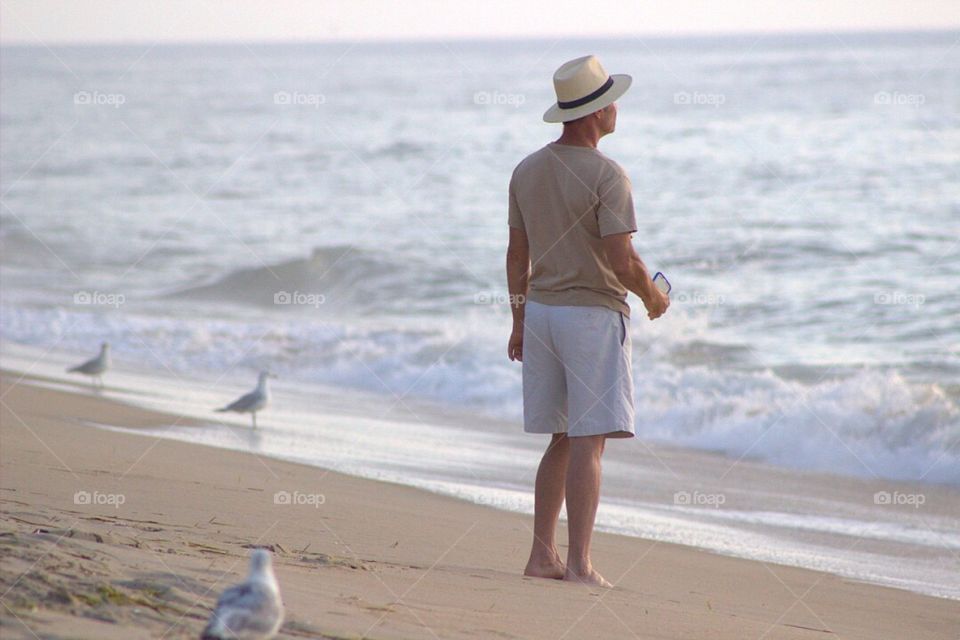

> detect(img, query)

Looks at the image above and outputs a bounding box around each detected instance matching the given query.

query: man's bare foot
[524,560,566,579]
[563,567,613,588]
[524,551,566,579]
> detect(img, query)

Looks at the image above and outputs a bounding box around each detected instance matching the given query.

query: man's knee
[569,434,605,455]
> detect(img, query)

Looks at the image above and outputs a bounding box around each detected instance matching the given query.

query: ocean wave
[638,364,959,484]
[365,140,431,160]
[162,245,482,315]
[2,302,957,485]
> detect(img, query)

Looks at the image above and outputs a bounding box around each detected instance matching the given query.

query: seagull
[215,371,275,428]
[201,548,284,640]
[67,342,110,389]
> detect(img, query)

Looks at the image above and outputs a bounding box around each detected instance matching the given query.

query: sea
[2,31,958,599]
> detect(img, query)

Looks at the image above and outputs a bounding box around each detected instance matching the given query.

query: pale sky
[2,0,958,45]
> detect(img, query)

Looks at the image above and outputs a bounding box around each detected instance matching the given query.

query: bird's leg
[252,412,257,429]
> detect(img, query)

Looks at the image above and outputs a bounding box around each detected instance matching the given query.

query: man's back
[508,142,637,316]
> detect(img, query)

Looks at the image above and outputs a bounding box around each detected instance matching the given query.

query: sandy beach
[1,372,957,640]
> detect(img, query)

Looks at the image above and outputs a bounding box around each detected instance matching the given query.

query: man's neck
[555,126,601,149]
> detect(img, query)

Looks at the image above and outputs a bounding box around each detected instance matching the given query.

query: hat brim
[543,74,632,123]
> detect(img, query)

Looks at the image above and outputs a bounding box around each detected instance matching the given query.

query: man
[506,55,669,588]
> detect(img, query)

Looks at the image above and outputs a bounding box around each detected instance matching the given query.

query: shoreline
[3,340,960,604]
[2,373,959,638]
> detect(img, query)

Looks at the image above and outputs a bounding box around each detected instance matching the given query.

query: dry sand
[1,373,958,639]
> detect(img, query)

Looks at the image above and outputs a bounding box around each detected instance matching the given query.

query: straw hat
[543,55,632,123]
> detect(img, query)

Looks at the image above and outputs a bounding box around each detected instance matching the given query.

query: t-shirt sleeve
[508,173,525,230]
[597,165,638,237]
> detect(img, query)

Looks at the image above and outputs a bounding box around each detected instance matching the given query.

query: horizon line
[2,25,958,49]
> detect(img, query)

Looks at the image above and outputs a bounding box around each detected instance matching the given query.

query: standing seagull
[215,371,275,428]
[201,548,284,640]
[67,342,110,389]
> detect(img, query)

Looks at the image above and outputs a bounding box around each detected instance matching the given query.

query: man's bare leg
[524,433,569,579]
[563,434,612,587]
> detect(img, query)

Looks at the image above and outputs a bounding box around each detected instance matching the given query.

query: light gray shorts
[522,301,635,438]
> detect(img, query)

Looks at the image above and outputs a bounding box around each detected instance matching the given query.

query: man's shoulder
[512,145,551,176]
[591,149,629,179]
[511,145,628,187]
[513,144,611,174]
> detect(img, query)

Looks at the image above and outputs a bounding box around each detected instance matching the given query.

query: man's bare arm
[602,232,669,320]
[506,226,531,360]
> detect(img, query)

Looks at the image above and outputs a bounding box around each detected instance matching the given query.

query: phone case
[653,272,672,294]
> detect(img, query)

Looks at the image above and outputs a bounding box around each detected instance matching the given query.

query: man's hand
[508,327,523,361]
[645,289,670,320]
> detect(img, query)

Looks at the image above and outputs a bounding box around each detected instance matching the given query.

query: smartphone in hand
[652,272,671,295]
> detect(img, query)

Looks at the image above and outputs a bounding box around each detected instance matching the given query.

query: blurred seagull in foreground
[215,370,275,428]
[67,342,110,389]
[201,548,283,640]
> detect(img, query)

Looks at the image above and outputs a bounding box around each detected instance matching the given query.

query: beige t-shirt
[508,142,638,317]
